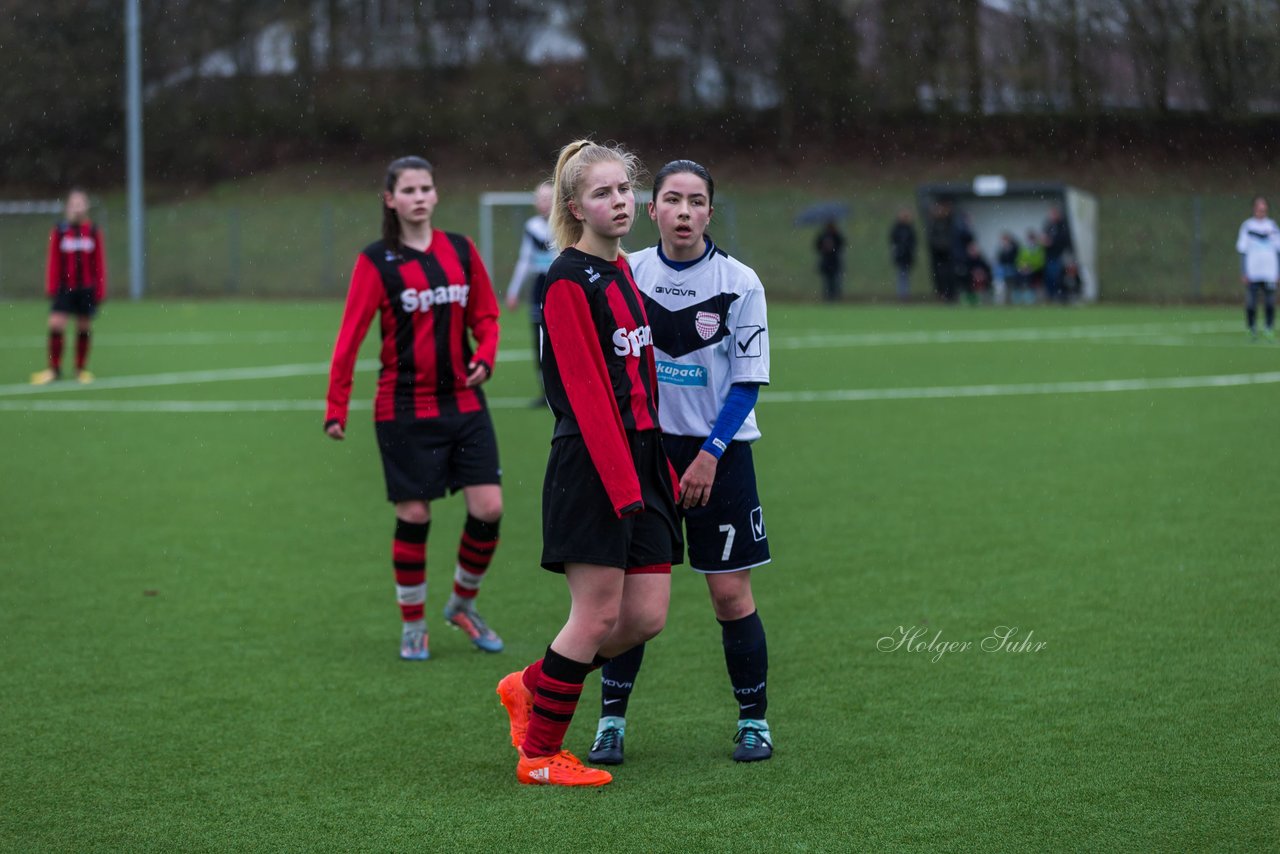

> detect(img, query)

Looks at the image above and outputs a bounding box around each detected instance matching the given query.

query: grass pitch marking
[0,320,1253,399]
[3,371,1279,413]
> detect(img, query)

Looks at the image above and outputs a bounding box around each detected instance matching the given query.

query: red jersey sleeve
[46,227,60,297]
[543,278,642,517]
[325,253,384,428]
[463,238,500,372]
[91,225,106,302]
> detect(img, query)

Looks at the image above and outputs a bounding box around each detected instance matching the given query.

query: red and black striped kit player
[325,156,506,662]
[538,245,682,571]
[32,188,106,385]
[496,136,684,789]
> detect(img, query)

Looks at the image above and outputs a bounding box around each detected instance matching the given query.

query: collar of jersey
[658,237,714,272]
[564,245,627,267]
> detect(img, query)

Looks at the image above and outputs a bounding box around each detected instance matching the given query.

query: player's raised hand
[679,450,718,508]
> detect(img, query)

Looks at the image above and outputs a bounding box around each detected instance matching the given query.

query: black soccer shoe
[587,724,625,765]
[732,721,773,762]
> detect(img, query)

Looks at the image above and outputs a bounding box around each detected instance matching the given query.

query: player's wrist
[700,437,727,459]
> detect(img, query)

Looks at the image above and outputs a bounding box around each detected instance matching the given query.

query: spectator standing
[963,241,992,306]
[889,209,917,302]
[1017,229,1046,303]
[950,213,975,304]
[995,231,1020,305]
[927,200,955,301]
[1042,206,1072,304]
[815,220,845,301]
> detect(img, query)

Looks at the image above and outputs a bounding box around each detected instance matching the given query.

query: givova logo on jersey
[400,285,470,313]
[612,324,653,357]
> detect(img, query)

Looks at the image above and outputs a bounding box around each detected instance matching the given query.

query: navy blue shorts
[663,435,770,574]
[51,288,98,318]
[541,430,683,573]
[374,409,501,503]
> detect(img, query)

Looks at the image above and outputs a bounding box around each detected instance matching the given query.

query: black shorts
[51,288,98,318]
[663,435,771,574]
[541,431,683,572]
[374,409,501,503]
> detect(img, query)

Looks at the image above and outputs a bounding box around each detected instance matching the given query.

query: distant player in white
[588,160,775,764]
[504,181,556,402]
[1235,195,1280,340]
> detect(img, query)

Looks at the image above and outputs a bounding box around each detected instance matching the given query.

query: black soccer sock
[1247,307,1257,330]
[720,611,768,719]
[599,642,645,718]
[1266,301,1276,330]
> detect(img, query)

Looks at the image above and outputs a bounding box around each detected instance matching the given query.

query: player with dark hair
[587,159,775,765]
[495,139,682,787]
[31,188,106,385]
[325,156,505,661]
[1236,195,1280,341]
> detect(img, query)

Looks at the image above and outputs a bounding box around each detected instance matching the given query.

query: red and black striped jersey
[46,221,106,301]
[326,231,500,427]
[541,247,662,516]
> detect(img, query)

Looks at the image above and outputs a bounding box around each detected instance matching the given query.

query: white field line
[0,331,332,348]
[768,320,1239,350]
[0,320,1248,399]
[2,372,1278,413]
[0,318,1239,353]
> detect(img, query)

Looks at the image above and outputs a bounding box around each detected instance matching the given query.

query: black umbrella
[793,201,851,227]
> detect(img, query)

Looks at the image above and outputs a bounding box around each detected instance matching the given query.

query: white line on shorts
[2,372,1277,413]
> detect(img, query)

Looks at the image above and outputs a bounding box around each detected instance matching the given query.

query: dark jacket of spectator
[890,220,917,269]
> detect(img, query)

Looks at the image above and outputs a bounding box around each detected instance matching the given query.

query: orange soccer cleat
[516,749,612,787]
[496,668,534,747]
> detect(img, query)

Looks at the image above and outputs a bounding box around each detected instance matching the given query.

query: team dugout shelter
[916,177,1100,301]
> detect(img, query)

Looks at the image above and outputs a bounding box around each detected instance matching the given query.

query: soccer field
[1,301,1276,852]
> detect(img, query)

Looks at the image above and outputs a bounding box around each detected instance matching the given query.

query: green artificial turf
[1,301,1276,852]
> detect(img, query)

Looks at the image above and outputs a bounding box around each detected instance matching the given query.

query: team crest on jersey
[695,311,720,340]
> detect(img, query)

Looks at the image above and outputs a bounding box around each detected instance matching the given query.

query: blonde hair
[548,139,643,251]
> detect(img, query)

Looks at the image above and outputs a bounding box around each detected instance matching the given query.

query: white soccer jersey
[1236,217,1280,283]
[631,242,770,441]
[506,215,555,299]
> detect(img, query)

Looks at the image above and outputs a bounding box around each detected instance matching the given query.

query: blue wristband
[701,383,760,459]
